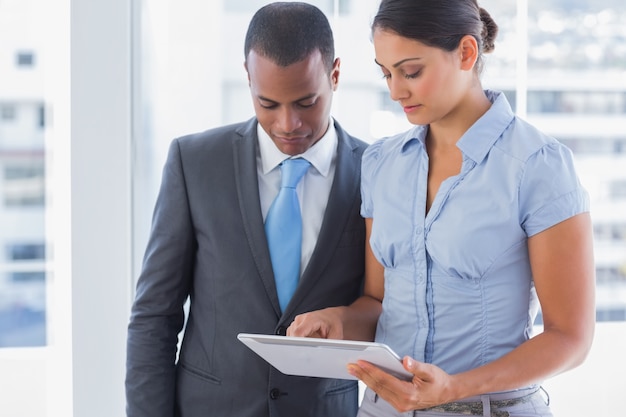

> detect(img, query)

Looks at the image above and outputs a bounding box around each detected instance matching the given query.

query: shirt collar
[456,90,515,164]
[399,90,515,163]
[257,117,337,177]
[400,125,427,151]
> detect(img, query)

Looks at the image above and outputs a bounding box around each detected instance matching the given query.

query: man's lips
[274,135,307,142]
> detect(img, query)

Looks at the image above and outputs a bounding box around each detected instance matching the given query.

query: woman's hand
[348,356,456,413]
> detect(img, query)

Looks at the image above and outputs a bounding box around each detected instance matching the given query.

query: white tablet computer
[237,333,413,381]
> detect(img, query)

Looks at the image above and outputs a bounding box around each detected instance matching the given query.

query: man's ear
[458,35,479,71]
[330,57,341,91]
[244,61,251,84]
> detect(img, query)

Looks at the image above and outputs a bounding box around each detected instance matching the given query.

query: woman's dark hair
[244,2,335,73]
[372,0,498,72]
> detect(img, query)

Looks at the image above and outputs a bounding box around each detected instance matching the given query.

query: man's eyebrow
[257,95,277,104]
[257,93,317,103]
[294,93,317,102]
[374,57,423,68]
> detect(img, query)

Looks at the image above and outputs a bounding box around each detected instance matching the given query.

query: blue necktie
[265,158,311,312]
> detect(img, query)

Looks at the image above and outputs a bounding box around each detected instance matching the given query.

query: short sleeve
[360,140,384,219]
[519,142,590,237]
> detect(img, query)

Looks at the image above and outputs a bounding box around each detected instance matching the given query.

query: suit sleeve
[126,139,196,417]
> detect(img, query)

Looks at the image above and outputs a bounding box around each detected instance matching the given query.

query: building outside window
[0,0,47,349]
[16,51,35,68]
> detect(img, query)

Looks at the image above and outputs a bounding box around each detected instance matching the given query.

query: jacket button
[269,388,281,400]
[275,326,286,336]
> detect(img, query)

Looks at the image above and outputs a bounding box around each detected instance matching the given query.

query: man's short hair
[244,2,335,73]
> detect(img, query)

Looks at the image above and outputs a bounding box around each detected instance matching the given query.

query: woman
[287,0,596,416]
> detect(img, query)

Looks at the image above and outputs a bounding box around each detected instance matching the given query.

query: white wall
[68,0,133,415]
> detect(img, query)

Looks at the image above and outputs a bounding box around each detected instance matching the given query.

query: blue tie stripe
[265,158,310,312]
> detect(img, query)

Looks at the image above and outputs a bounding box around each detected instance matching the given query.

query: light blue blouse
[361,90,589,377]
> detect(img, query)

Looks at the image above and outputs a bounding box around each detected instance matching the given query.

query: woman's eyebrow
[374,57,423,68]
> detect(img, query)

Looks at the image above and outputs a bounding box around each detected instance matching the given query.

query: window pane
[527,0,626,323]
[0,0,48,348]
[528,0,624,73]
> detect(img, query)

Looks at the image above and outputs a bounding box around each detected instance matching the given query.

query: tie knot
[280,158,310,189]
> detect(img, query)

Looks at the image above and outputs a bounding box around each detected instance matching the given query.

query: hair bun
[479,7,498,53]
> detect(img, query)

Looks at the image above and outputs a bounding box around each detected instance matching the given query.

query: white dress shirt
[257,118,338,276]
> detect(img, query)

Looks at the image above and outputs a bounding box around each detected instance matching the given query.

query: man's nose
[277,107,302,133]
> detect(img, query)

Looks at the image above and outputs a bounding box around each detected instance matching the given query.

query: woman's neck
[428,87,492,147]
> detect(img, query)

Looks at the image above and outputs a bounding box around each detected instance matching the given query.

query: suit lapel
[233,119,282,317]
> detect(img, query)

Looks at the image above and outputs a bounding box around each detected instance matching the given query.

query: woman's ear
[459,35,479,71]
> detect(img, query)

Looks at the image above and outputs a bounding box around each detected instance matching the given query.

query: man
[125,3,367,417]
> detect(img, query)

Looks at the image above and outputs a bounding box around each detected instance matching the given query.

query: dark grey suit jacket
[126,118,368,417]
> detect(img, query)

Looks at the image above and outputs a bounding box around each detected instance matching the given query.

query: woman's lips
[403,104,421,113]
